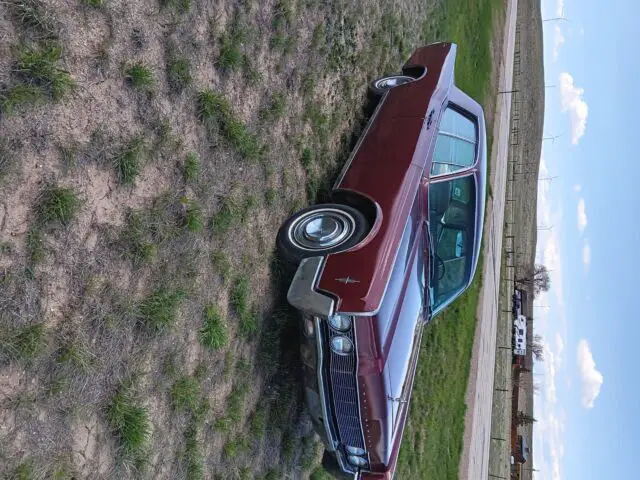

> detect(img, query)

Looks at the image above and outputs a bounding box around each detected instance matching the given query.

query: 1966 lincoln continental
[276,42,486,479]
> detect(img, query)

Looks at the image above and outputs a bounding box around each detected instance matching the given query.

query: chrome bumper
[287,256,335,317]
[290,257,358,478]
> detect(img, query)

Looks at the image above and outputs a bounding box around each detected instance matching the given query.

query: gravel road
[458,1,519,479]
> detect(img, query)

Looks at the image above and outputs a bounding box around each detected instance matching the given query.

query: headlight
[330,335,353,355]
[345,446,367,455]
[328,314,351,331]
[347,455,368,468]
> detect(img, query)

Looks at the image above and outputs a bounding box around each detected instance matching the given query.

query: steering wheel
[433,254,446,282]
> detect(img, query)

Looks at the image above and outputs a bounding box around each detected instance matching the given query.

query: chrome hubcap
[288,208,356,251]
[374,75,413,89]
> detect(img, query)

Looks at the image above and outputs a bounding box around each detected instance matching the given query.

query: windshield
[428,174,476,311]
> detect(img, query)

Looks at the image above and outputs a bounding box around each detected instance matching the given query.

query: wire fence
[488,17,524,480]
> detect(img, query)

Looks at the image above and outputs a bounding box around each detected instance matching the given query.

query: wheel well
[330,190,379,233]
[402,64,427,80]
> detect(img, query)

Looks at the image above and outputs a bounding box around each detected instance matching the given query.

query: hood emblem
[336,277,360,284]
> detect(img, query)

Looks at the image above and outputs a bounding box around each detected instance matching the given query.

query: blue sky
[535,0,639,478]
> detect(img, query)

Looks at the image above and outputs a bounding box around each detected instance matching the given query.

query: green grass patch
[161,0,191,11]
[0,84,47,115]
[199,305,228,350]
[26,227,44,264]
[310,467,333,480]
[230,276,249,316]
[125,62,154,92]
[431,0,500,103]
[219,38,242,71]
[241,54,261,85]
[217,11,248,71]
[249,404,267,438]
[56,341,92,372]
[36,184,79,227]
[223,437,249,460]
[170,375,200,412]
[182,199,203,232]
[83,0,104,6]
[226,381,249,423]
[114,137,144,185]
[1,323,47,362]
[259,92,286,123]
[183,152,200,183]
[305,103,330,145]
[12,460,35,480]
[270,0,294,53]
[17,44,74,101]
[120,210,156,265]
[239,307,258,338]
[8,0,56,35]
[230,276,258,338]
[138,287,185,331]
[167,54,192,93]
[240,195,257,222]
[183,420,204,480]
[211,251,232,283]
[197,90,261,160]
[264,188,276,207]
[106,379,151,467]
[210,198,237,236]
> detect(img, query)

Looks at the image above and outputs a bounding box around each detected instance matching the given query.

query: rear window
[431,108,477,176]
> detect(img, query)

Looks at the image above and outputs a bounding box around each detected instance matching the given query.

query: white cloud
[577,198,587,234]
[556,0,565,16]
[559,72,589,145]
[582,241,591,270]
[553,25,565,60]
[577,339,604,408]
[555,332,565,368]
[545,343,558,404]
[573,184,582,192]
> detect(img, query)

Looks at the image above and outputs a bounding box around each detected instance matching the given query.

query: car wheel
[368,74,414,98]
[276,204,368,268]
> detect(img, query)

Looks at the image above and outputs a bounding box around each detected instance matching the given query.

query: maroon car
[276,43,486,479]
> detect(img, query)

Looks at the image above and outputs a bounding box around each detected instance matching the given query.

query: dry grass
[0,0,505,477]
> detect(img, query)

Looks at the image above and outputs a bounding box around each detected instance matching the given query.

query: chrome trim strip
[315,316,338,452]
[333,92,389,189]
[438,130,476,144]
[287,257,335,318]
[351,319,368,452]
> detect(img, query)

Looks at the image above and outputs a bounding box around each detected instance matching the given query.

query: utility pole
[542,134,561,143]
[538,175,558,182]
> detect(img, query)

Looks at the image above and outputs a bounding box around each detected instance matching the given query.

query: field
[0,0,504,478]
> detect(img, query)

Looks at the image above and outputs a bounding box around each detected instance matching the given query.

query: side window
[430,107,477,176]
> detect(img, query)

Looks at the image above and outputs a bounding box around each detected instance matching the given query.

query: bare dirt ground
[0,1,451,478]
[487,0,545,478]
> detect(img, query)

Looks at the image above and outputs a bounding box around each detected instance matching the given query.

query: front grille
[323,323,365,450]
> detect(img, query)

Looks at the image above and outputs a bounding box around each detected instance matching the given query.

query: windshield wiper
[424,221,435,319]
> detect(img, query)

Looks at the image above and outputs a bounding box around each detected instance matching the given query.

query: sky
[534,0,640,478]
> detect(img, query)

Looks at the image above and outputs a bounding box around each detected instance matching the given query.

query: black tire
[368,74,415,98]
[321,451,354,480]
[276,203,369,270]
